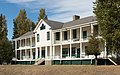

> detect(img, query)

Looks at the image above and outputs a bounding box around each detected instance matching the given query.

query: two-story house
[13,15,108,65]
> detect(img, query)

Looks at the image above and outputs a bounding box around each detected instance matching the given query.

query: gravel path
[0,65,120,75]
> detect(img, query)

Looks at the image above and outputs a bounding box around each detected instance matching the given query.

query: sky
[0,0,95,40]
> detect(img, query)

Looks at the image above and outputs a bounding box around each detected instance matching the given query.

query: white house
[13,15,109,65]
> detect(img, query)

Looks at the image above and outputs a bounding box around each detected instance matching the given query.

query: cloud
[5,0,36,3]
[5,0,96,22]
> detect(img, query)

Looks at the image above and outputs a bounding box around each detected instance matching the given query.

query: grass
[0,65,119,75]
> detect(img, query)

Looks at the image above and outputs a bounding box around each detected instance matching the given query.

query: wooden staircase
[34,59,45,65]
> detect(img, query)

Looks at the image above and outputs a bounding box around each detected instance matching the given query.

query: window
[64,31,67,40]
[40,24,45,30]
[56,32,60,40]
[73,29,77,39]
[83,31,87,39]
[47,32,50,40]
[37,34,39,42]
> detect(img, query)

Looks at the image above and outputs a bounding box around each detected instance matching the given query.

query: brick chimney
[73,15,80,21]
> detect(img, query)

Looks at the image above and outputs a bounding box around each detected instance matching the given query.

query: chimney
[73,15,80,20]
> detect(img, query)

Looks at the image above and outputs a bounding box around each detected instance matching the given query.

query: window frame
[37,34,39,42]
[47,31,50,40]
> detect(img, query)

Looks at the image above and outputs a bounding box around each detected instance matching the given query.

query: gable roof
[44,20,63,30]
[63,16,96,28]
[13,31,34,40]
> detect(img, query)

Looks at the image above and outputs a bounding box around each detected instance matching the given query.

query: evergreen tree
[0,14,13,64]
[85,36,102,65]
[36,8,48,25]
[13,9,35,39]
[0,14,7,42]
[94,0,120,53]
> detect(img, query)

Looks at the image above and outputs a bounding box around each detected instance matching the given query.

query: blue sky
[0,0,95,40]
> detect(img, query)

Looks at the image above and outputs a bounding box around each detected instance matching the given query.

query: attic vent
[40,24,45,30]
[73,15,80,21]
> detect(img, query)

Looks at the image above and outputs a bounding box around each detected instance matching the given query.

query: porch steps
[108,58,117,65]
[34,59,45,65]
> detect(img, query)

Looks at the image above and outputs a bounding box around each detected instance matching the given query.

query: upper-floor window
[47,31,50,40]
[37,34,39,42]
[83,31,87,39]
[40,24,45,30]
[64,31,67,40]
[73,29,77,39]
[56,32,60,40]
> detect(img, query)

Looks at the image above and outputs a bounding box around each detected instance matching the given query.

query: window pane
[56,32,60,40]
[37,34,39,42]
[47,32,50,40]
[73,29,77,39]
[64,31,67,40]
[83,31,87,39]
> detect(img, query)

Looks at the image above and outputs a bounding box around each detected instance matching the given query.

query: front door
[41,50,45,58]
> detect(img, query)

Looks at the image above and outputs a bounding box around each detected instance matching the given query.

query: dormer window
[40,24,45,30]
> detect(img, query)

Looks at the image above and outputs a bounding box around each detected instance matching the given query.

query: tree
[36,8,48,25]
[13,9,35,39]
[0,14,13,64]
[85,36,102,65]
[93,0,120,54]
[0,14,7,42]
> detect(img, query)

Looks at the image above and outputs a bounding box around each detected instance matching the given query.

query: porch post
[35,48,38,59]
[20,50,22,60]
[80,27,82,41]
[80,43,82,58]
[70,29,72,58]
[20,39,21,47]
[50,46,52,59]
[70,44,72,58]
[80,27,82,58]
[15,50,17,59]
[53,46,55,59]
[45,46,48,59]
[30,49,33,59]
[60,45,62,59]
[104,42,107,58]
[91,24,93,35]
[25,49,27,58]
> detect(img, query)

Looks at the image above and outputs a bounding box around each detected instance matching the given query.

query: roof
[14,31,34,40]
[44,20,63,30]
[63,16,96,28]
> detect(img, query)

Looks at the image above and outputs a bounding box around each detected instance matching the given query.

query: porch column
[104,42,107,58]
[15,50,17,59]
[15,40,17,49]
[50,46,52,59]
[25,49,27,58]
[35,48,38,59]
[30,37,32,47]
[60,45,62,59]
[70,44,72,58]
[80,27,82,41]
[53,46,55,59]
[80,43,82,58]
[91,24,93,35]
[60,31,62,43]
[25,38,26,47]
[20,39,21,47]
[45,46,48,59]
[30,49,33,59]
[20,50,22,60]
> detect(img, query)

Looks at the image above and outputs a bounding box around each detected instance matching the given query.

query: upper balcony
[15,37,36,50]
[54,24,99,44]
